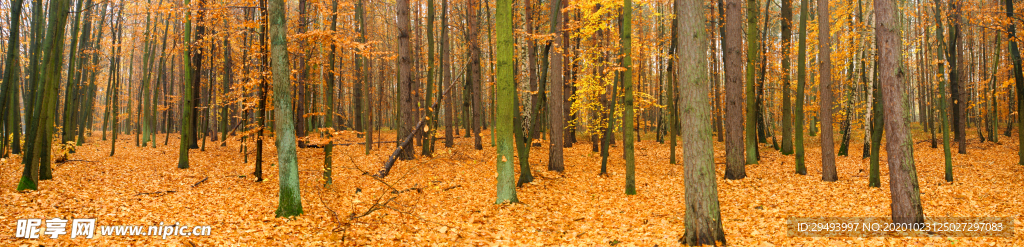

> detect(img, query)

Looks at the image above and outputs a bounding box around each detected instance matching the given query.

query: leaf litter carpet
[0,131,1021,245]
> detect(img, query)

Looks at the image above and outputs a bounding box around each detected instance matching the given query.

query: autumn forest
[0,0,1023,245]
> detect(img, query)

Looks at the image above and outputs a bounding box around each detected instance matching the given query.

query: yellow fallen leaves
[0,130,1020,245]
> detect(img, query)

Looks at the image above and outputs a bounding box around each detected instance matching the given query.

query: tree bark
[678,0,727,242]
[398,0,415,159]
[817,0,836,181]
[876,0,924,224]
[547,0,565,172]
[780,0,793,155]
[270,0,303,217]
[495,0,518,203]
[723,0,745,179]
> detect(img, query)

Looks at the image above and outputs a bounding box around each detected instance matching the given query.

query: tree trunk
[547,0,565,172]
[443,0,454,148]
[948,1,965,154]
[723,0,745,179]
[744,0,759,165]
[678,0,727,242]
[421,0,436,156]
[793,0,810,175]
[494,0,518,203]
[876,0,924,224]
[469,0,483,150]
[398,0,415,159]
[817,0,837,181]
[869,60,883,187]
[622,0,636,195]
[780,0,793,155]
[270,0,303,217]
[1006,0,1024,166]
[178,0,195,168]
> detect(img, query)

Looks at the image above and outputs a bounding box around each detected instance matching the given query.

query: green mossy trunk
[744,0,759,165]
[793,0,810,175]
[422,0,436,156]
[869,61,883,188]
[934,4,953,181]
[323,0,339,187]
[494,0,518,203]
[179,0,194,169]
[622,0,636,195]
[270,0,303,217]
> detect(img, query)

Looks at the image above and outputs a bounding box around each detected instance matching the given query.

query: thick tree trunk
[678,0,727,242]
[269,0,303,217]
[876,0,924,224]
[494,0,518,203]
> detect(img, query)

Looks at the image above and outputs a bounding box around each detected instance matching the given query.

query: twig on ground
[192,177,209,188]
[66,159,98,163]
[135,190,177,196]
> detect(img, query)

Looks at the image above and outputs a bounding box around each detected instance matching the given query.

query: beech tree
[270,0,302,217]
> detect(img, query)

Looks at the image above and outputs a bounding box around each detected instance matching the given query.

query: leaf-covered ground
[1,130,1022,245]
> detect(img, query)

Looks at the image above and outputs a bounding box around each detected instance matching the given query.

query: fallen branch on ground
[135,190,177,196]
[192,177,209,188]
[377,78,461,178]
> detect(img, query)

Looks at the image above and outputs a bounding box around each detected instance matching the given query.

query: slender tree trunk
[818,0,837,181]
[622,0,636,195]
[398,0,415,159]
[422,0,436,156]
[948,0,965,154]
[931,3,954,182]
[443,0,454,148]
[793,0,810,175]
[179,0,194,169]
[359,0,372,154]
[744,0,759,165]
[724,0,745,179]
[869,60,883,187]
[547,0,564,172]
[470,0,483,150]
[780,0,793,155]
[323,0,339,187]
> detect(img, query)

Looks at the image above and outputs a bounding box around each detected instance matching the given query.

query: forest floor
[1,129,1022,246]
